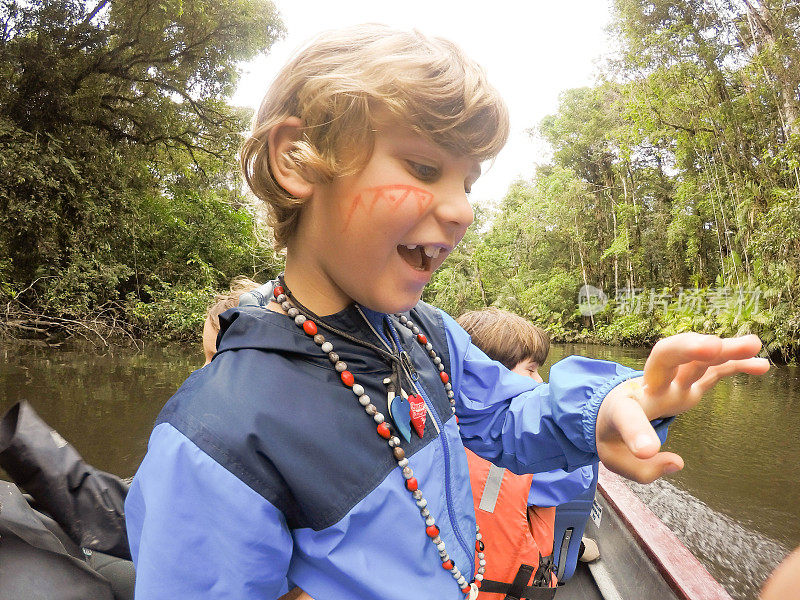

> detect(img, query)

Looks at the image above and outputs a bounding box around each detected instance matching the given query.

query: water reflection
[1,339,797,599]
[0,341,199,477]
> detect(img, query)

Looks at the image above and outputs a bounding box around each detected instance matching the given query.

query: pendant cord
[277,275,406,380]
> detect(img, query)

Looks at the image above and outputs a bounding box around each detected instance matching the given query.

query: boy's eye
[407,160,439,181]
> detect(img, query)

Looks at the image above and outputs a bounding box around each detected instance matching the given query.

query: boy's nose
[435,187,474,232]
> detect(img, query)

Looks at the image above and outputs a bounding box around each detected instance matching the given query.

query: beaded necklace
[272,279,485,598]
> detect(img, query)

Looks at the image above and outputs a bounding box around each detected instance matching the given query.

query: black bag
[0,401,135,600]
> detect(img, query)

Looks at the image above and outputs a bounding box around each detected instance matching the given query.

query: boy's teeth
[423,245,441,258]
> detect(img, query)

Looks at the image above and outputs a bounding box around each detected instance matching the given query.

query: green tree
[0,0,284,327]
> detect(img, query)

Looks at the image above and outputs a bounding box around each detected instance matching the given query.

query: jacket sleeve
[125,423,292,599]
[528,466,596,507]
[441,311,642,474]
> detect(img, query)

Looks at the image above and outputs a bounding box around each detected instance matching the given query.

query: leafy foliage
[434,0,800,361]
[0,0,284,337]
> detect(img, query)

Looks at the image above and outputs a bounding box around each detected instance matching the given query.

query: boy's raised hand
[595,333,770,484]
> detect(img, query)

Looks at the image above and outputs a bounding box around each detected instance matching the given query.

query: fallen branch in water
[1,292,143,350]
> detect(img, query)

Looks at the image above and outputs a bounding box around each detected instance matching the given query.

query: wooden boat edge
[597,464,734,600]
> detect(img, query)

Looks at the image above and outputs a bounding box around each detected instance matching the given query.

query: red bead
[405,477,418,491]
[341,371,354,387]
[476,540,484,552]
[455,416,459,424]
[417,333,428,345]
[442,560,453,570]
[303,320,317,336]
[461,586,471,593]
[476,581,482,589]
[273,285,284,298]
[425,525,439,538]
[440,372,449,384]
[377,422,391,439]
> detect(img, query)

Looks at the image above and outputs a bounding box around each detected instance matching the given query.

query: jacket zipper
[383,317,472,563]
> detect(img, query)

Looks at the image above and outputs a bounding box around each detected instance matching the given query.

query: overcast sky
[232,0,612,208]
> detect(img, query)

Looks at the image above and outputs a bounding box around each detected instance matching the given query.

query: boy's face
[289,117,480,314]
[512,358,543,383]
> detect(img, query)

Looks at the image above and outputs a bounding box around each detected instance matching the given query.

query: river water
[1,339,797,599]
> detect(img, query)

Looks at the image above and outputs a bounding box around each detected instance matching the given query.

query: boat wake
[626,479,790,600]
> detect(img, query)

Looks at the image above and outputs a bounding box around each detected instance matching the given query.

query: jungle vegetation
[427,0,800,361]
[0,0,284,342]
[1,1,798,360]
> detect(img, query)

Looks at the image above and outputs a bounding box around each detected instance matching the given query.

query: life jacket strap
[480,563,558,599]
[532,552,555,587]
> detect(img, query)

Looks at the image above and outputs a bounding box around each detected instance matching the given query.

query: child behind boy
[457,308,598,596]
[202,277,261,365]
[125,24,767,600]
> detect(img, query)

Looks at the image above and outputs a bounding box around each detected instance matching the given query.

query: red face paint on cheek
[342,185,434,231]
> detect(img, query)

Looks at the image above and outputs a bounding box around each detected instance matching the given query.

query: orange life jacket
[465,449,557,599]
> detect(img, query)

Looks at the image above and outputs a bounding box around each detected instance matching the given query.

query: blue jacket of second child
[125,300,645,600]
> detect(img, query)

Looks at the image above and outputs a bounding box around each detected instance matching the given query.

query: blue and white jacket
[125,300,643,599]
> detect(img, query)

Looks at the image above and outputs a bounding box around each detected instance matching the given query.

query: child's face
[288,117,480,314]
[511,358,543,383]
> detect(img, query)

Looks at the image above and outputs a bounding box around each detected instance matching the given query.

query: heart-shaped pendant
[408,393,426,438]
[388,393,412,443]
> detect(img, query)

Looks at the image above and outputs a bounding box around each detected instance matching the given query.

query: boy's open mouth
[397,244,442,271]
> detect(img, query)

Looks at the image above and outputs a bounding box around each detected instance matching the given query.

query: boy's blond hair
[206,276,261,332]
[457,307,550,370]
[240,23,510,250]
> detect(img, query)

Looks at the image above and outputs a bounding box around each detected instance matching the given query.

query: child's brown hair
[240,23,509,250]
[456,307,550,370]
[206,276,261,333]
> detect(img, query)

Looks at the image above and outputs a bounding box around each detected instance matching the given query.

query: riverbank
[3,287,798,365]
[543,303,797,365]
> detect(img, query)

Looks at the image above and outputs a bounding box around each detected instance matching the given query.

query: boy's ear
[268,117,314,199]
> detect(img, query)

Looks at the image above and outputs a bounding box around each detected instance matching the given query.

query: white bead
[425,516,435,526]
[320,342,333,353]
[479,559,486,567]
[398,458,408,468]
[352,384,364,396]
[475,574,483,582]
[416,498,427,509]
[358,395,370,406]
[373,413,384,424]
[436,541,446,551]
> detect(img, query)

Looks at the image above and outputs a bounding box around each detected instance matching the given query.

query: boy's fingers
[644,333,723,393]
[718,334,764,360]
[673,361,710,388]
[601,449,685,484]
[644,334,764,393]
[599,394,661,459]
[692,357,771,393]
